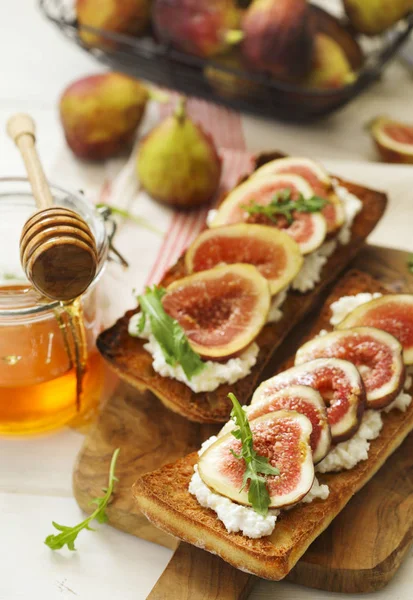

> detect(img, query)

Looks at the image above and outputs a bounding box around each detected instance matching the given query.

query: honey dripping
[55,298,88,412]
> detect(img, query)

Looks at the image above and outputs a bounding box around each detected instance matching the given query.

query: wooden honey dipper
[7,113,98,302]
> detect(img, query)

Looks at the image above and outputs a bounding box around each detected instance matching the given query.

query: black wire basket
[39,0,413,121]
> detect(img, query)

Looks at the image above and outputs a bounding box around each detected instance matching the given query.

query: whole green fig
[137,99,222,208]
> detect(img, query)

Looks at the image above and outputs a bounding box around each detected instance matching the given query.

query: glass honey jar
[0,178,109,435]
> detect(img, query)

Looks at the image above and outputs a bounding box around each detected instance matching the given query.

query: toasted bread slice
[97,160,387,423]
[133,270,413,580]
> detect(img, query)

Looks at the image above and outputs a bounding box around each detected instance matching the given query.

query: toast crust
[133,270,413,580]
[97,168,387,423]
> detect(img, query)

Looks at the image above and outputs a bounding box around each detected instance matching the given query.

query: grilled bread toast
[97,160,387,423]
[133,270,413,580]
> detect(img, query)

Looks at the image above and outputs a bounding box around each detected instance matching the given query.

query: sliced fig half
[251,358,365,443]
[185,224,303,295]
[162,263,271,360]
[210,174,327,255]
[336,295,413,365]
[370,116,413,165]
[220,385,330,463]
[251,157,345,234]
[199,409,314,509]
[295,327,405,410]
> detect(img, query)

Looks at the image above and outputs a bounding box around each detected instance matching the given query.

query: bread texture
[97,156,387,423]
[133,270,413,580]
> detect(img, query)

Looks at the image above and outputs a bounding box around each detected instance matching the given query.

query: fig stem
[225,30,244,45]
[174,96,187,124]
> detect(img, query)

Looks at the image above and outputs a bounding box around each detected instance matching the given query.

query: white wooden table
[1,2,413,599]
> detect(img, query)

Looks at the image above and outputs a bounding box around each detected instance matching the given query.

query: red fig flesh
[210,174,327,254]
[295,327,405,409]
[252,157,345,234]
[252,358,365,443]
[185,224,303,295]
[220,385,331,463]
[163,263,270,359]
[199,409,314,508]
[370,116,413,165]
[336,295,413,365]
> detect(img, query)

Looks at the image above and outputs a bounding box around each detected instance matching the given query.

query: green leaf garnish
[408,253,413,275]
[242,189,327,226]
[44,448,120,551]
[138,285,206,380]
[228,393,279,517]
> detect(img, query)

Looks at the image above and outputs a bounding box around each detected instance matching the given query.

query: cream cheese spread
[128,314,259,393]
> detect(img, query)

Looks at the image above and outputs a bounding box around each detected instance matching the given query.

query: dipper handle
[6,113,54,210]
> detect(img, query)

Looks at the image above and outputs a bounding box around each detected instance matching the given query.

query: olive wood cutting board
[73,244,413,597]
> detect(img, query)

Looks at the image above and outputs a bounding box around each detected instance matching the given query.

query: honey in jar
[0,178,109,435]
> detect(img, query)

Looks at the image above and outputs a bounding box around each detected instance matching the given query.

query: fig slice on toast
[199,409,314,509]
[185,224,303,295]
[295,327,405,410]
[252,358,365,443]
[250,156,345,234]
[336,295,413,365]
[209,174,327,255]
[162,263,271,360]
[220,385,331,463]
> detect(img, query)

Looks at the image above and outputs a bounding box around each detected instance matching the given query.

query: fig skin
[370,116,413,165]
[344,0,413,36]
[76,0,151,46]
[162,263,271,359]
[240,0,315,80]
[203,51,262,100]
[305,33,356,90]
[137,98,222,208]
[153,0,241,58]
[59,72,149,161]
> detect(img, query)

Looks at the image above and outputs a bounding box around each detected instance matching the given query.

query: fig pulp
[370,116,413,165]
[221,385,331,463]
[185,224,303,295]
[252,358,365,443]
[59,73,149,161]
[199,410,314,508]
[210,174,327,254]
[153,0,241,58]
[162,263,270,359]
[336,295,413,365]
[137,98,222,208]
[252,157,345,234]
[240,0,314,80]
[295,328,405,409]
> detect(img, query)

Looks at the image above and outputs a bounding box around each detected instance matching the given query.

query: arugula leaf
[138,285,205,380]
[242,189,327,226]
[96,203,163,235]
[228,393,279,516]
[45,448,120,551]
[408,253,413,275]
